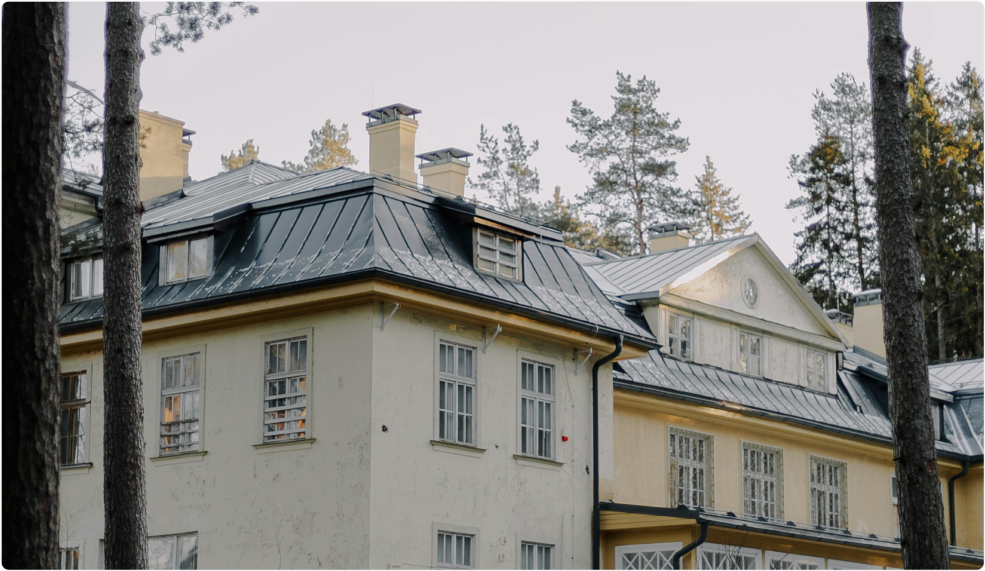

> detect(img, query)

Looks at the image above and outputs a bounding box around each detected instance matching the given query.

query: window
[263,336,308,442]
[160,352,202,455]
[668,427,714,508]
[668,313,693,360]
[437,531,474,569]
[932,404,944,441]
[60,371,88,466]
[520,542,554,570]
[148,533,198,570]
[59,541,83,570]
[164,237,210,284]
[891,472,900,538]
[474,228,521,280]
[70,257,103,300]
[739,332,762,377]
[520,360,555,459]
[765,552,822,570]
[806,349,826,391]
[826,561,879,570]
[809,455,847,529]
[697,543,760,569]
[742,443,783,520]
[437,341,477,445]
[615,543,681,570]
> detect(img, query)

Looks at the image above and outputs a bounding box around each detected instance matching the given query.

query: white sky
[65,1,983,264]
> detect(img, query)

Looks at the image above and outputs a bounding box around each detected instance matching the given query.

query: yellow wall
[957,468,984,549]
[139,110,187,201]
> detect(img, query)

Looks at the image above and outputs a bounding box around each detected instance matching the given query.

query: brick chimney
[362,104,421,184]
[853,289,886,358]
[417,148,471,196]
[139,110,193,202]
[648,222,693,253]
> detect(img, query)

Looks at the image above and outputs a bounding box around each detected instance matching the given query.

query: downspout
[670,520,710,569]
[948,459,970,545]
[592,335,623,570]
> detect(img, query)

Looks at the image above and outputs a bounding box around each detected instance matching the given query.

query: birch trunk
[1,3,66,568]
[867,3,950,568]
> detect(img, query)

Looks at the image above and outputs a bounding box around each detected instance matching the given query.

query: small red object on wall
[561,436,569,442]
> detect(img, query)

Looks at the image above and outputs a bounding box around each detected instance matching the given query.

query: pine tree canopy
[568,71,691,255]
[146,2,259,55]
[281,119,357,174]
[691,156,751,243]
[540,186,633,256]
[220,139,260,172]
[469,123,541,218]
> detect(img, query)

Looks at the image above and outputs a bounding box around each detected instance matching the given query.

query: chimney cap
[647,221,692,235]
[362,103,422,122]
[417,147,473,163]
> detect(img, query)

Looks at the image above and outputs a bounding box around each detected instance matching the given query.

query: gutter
[948,460,971,545]
[592,336,623,570]
[671,521,709,569]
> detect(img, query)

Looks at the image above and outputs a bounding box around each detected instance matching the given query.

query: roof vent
[647,221,692,254]
[362,104,421,184]
[417,148,472,197]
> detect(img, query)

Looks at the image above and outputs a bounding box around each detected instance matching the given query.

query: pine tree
[221,139,260,171]
[281,119,357,174]
[540,186,633,255]
[470,123,541,218]
[568,71,691,254]
[691,156,751,243]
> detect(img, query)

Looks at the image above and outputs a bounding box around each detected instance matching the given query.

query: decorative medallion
[742,278,759,308]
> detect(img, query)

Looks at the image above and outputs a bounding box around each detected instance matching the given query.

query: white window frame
[667,312,694,361]
[258,329,313,445]
[805,349,827,391]
[826,560,879,570]
[517,354,557,461]
[932,403,944,441]
[432,522,479,570]
[519,540,555,570]
[474,227,522,281]
[160,235,213,285]
[742,441,783,520]
[156,346,206,456]
[739,330,763,377]
[70,257,104,301]
[809,455,848,529]
[147,532,198,570]
[764,551,823,570]
[434,337,479,447]
[891,472,899,538]
[59,369,91,467]
[668,426,714,508]
[59,539,84,570]
[615,542,682,570]
[697,543,762,569]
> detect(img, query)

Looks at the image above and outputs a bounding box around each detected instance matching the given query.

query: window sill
[430,440,486,458]
[59,462,93,475]
[253,438,316,454]
[514,454,563,470]
[150,451,208,465]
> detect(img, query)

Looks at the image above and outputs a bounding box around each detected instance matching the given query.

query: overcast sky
[65,1,983,264]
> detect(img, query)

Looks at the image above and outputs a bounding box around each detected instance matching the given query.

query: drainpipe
[948,460,970,545]
[670,520,709,569]
[592,335,623,570]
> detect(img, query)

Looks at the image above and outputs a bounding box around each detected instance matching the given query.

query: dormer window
[70,257,103,300]
[163,236,211,284]
[474,228,521,280]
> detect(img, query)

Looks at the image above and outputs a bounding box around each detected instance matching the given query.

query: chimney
[362,103,421,184]
[417,148,472,196]
[853,289,886,358]
[648,222,693,253]
[138,110,193,202]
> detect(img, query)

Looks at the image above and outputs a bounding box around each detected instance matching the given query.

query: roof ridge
[593,233,754,266]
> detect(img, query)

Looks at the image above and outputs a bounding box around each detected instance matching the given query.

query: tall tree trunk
[867,3,950,568]
[102,3,147,568]
[2,4,66,568]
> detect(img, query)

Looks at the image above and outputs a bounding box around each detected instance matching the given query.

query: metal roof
[62,169,103,196]
[929,359,984,393]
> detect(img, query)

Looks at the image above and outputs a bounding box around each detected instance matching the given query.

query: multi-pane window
[70,257,103,300]
[59,543,82,570]
[615,544,680,570]
[668,427,714,508]
[60,372,88,466]
[668,313,693,360]
[742,443,783,520]
[739,332,762,377]
[475,229,521,280]
[765,552,822,570]
[696,544,760,570]
[437,341,477,445]
[147,533,198,570]
[263,337,308,442]
[891,472,900,538]
[520,542,553,570]
[436,531,474,569]
[160,353,201,455]
[806,349,826,390]
[809,455,847,529]
[165,237,210,284]
[520,360,555,459]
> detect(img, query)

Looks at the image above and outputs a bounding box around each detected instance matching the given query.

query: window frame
[738,330,764,377]
[434,336,480,447]
[805,348,827,391]
[667,311,695,361]
[808,454,848,530]
[741,441,784,520]
[696,543,762,569]
[159,235,213,286]
[432,522,480,570]
[518,540,555,570]
[826,560,880,570]
[146,532,198,570]
[59,367,92,468]
[516,352,559,462]
[614,542,683,570]
[764,551,823,570]
[59,539,84,570]
[258,329,313,446]
[69,256,104,301]
[668,425,715,509]
[473,227,523,281]
[154,345,207,457]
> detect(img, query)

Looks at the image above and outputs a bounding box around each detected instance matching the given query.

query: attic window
[162,236,211,285]
[474,228,521,280]
[70,257,103,300]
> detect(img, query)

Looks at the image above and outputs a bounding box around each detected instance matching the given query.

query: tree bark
[102,3,148,568]
[867,4,950,568]
[1,4,66,568]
